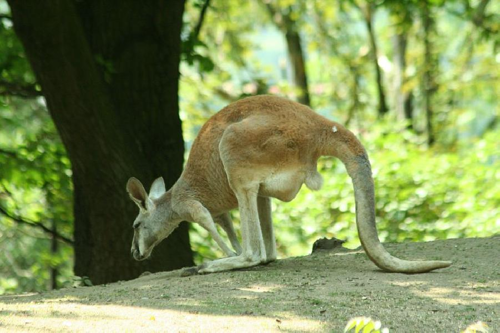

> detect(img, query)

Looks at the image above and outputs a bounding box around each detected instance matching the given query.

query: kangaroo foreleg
[186,201,237,257]
[215,212,242,255]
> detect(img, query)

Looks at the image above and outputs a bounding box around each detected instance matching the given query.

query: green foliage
[0,4,72,295]
[73,276,93,287]
[0,96,74,294]
[344,318,491,333]
[1,7,74,293]
[0,12,37,93]
[182,37,215,73]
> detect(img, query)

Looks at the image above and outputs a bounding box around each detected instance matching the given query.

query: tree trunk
[472,0,492,27]
[262,2,310,106]
[362,4,388,117]
[345,66,360,127]
[392,31,413,128]
[50,216,58,290]
[284,29,311,106]
[422,1,435,146]
[8,0,194,285]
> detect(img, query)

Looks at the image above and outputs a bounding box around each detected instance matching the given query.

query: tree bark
[312,5,360,125]
[472,0,492,27]
[262,2,311,106]
[284,29,311,106]
[422,1,435,146]
[345,66,360,127]
[362,4,388,116]
[8,0,194,284]
[50,217,58,290]
[392,31,413,128]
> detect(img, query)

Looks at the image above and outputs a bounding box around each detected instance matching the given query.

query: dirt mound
[1,237,498,332]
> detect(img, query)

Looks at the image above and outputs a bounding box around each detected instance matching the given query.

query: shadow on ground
[0,237,498,332]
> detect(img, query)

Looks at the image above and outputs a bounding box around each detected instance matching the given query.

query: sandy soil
[0,237,498,332]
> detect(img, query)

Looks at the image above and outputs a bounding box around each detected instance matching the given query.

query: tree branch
[472,0,491,27]
[0,148,18,158]
[0,205,74,245]
[360,2,388,116]
[260,0,292,32]
[0,14,12,21]
[0,79,41,98]
[193,0,211,41]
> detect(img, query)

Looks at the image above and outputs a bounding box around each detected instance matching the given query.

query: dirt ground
[0,237,498,332]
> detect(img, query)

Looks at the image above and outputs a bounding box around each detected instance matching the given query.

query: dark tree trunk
[362,4,388,117]
[8,0,194,284]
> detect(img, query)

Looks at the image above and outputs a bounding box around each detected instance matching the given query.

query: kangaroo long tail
[322,123,451,273]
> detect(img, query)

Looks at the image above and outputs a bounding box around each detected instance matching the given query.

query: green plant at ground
[344,317,389,333]
[462,321,489,333]
[345,318,490,333]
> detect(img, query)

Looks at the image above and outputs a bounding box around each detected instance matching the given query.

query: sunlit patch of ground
[1,302,323,332]
[419,287,500,305]
[0,237,498,332]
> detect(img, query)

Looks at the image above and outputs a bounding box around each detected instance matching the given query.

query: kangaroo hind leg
[258,196,277,263]
[198,182,266,274]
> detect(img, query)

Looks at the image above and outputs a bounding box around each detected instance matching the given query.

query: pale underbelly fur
[259,168,323,202]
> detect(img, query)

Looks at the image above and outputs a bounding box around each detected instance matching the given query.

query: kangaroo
[127,95,452,274]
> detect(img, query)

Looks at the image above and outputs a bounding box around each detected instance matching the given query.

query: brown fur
[128,95,451,274]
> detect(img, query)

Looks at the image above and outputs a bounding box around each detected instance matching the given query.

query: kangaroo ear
[126,177,148,210]
[149,177,166,200]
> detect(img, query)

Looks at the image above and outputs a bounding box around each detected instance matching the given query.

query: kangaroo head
[126,177,181,261]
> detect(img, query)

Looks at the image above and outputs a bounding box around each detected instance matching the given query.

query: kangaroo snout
[132,250,144,261]
[132,247,147,261]
[131,239,145,261]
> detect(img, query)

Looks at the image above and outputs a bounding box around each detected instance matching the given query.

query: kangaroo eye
[133,222,141,229]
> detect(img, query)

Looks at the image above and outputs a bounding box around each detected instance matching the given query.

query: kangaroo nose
[132,249,143,261]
